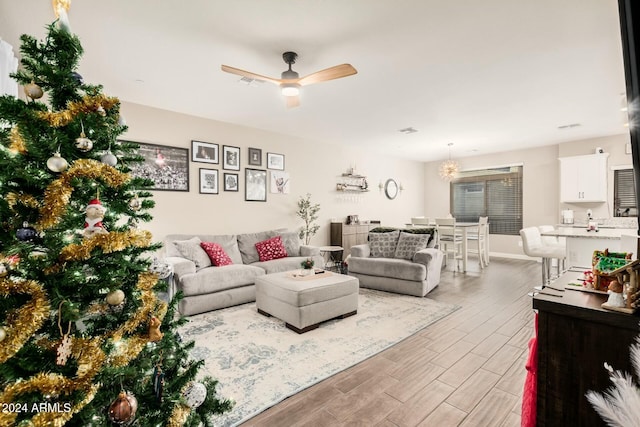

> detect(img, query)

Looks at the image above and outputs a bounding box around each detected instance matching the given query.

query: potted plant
[296,193,320,245]
[300,258,315,276]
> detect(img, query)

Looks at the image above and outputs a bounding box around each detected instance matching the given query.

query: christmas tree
[0,3,232,426]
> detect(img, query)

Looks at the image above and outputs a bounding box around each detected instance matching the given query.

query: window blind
[450,166,523,235]
[614,168,637,217]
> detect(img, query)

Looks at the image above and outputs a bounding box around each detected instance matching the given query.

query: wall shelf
[337,174,369,192]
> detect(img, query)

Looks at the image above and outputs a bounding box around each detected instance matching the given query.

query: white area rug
[179,288,459,427]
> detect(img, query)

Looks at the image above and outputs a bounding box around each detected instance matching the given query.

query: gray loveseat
[348,227,443,297]
[162,229,324,315]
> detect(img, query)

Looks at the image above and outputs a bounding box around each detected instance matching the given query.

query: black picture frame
[199,168,219,194]
[223,145,241,171]
[245,168,267,202]
[248,147,262,166]
[267,152,285,170]
[127,141,189,191]
[224,173,239,192]
[191,140,219,164]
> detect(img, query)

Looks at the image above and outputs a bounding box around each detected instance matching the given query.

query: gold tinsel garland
[38,159,130,230]
[36,94,120,128]
[6,192,40,210]
[111,272,163,341]
[0,278,50,364]
[8,126,27,154]
[168,403,191,427]
[0,337,105,426]
[58,229,152,262]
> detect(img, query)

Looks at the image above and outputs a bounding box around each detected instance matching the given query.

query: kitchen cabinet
[559,154,608,203]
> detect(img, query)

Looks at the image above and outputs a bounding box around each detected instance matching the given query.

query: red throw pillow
[255,236,288,262]
[200,242,233,266]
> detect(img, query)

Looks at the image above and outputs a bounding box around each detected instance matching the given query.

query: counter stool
[520,227,565,286]
[538,225,566,279]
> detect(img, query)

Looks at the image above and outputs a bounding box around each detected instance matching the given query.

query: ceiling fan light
[281,84,300,97]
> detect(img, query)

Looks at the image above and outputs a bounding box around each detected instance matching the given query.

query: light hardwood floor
[242,257,537,427]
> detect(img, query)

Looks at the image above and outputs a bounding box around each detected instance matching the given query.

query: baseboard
[489,252,535,261]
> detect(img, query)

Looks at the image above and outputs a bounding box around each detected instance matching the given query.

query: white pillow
[173,237,212,270]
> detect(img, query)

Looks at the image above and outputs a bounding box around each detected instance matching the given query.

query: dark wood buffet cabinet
[532,270,640,426]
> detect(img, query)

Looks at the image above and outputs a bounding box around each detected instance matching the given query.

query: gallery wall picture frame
[266,152,285,170]
[222,145,241,171]
[248,147,262,166]
[125,140,189,191]
[245,168,267,202]
[191,140,219,164]
[270,170,290,194]
[199,168,219,194]
[224,173,239,192]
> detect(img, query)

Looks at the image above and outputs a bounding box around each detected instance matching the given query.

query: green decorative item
[300,258,315,269]
[296,193,320,245]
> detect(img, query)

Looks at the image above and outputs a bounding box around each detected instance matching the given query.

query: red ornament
[108,391,138,424]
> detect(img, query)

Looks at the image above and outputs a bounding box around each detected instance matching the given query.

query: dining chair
[468,216,489,268]
[435,217,463,270]
[520,227,565,286]
[410,217,431,226]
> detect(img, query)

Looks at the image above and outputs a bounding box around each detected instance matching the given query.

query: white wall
[120,101,425,245]
[423,133,633,257]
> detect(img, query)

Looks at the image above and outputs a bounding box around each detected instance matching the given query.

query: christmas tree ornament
[17,420,35,427]
[53,0,72,32]
[148,316,163,342]
[152,360,165,402]
[106,289,125,306]
[0,263,7,278]
[96,105,106,116]
[46,146,69,172]
[108,391,138,424]
[128,194,142,211]
[24,81,43,100]
[101,142,118,166]
[75,121,93,152]
[16,222,38,242]
[83,198,108,238]
[149,257,172,279]
[0,326,6,342]
[117,115,127,126]
[182,381,207,408]
[56,302,72,366]
[70,71,83,84]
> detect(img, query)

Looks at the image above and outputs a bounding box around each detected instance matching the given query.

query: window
[614,168,637,217]
[450,165,523,235]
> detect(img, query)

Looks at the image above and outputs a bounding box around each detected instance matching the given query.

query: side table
[319,246,345,273]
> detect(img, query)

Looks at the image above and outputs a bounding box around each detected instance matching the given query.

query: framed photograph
[223,145,241,170]
[270,171,290,194]
[267,152,285,170]
[248,147,262,166]
[199,168,219,194]
[191,140,219,164]
[224,173,239,192]
[245,168,267,202]
[126,141,189,191]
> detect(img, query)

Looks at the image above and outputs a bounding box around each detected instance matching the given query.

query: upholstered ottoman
[256,270,359,333]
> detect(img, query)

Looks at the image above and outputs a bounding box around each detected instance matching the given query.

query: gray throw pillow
[278,231,301,256]
[238,230,278,264]
[173,237,212,270]
[394,232,430,260]
[369,230,400,258]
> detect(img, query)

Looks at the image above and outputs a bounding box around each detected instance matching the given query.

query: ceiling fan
[221,51,357,108]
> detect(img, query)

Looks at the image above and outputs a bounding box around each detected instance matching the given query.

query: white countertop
[543,227,637,239]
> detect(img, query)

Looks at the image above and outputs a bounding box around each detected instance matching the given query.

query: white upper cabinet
[559,153,609,203]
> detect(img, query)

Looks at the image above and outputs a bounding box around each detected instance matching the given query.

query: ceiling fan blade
[286,95,300,109]
[298,64,357,86]
[221,65,282,85]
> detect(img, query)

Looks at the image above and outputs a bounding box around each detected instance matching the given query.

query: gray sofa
[348,227,443,297]
[162,229,324,315]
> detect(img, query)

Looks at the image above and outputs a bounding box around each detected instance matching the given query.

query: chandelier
[439,143,459,180]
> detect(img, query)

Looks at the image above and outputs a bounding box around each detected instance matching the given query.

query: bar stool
[520,227,565,286]
[537,225,566,279]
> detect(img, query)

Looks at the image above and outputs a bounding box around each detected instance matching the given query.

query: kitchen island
[542,227,637,268]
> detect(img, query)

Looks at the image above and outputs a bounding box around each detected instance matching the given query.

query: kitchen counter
[542,228,637,268]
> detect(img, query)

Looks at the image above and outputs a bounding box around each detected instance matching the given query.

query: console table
[532,269,640,426]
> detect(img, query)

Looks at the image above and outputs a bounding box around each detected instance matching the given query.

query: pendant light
[439,143,459,180]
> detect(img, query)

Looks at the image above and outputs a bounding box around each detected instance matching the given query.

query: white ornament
[47,151,69,172]
[149,258,172,279]
[56,334,72,365]
[182,382,207,408]
[128,196,142,211]
[75,133,93,152]
[0,326,6,342]
[101,150,118,166]
[106,289,125,306]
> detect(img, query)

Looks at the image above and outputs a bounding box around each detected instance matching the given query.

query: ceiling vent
[557,123,581,130]
[238,77,265,86]
[398,127,418,134]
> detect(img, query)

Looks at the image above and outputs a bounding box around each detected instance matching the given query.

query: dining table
[421,221,481,273]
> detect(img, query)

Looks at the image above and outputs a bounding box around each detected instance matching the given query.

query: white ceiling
[0,0,629,162]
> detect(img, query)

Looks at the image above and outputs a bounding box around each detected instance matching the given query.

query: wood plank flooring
[241,257,538,427]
